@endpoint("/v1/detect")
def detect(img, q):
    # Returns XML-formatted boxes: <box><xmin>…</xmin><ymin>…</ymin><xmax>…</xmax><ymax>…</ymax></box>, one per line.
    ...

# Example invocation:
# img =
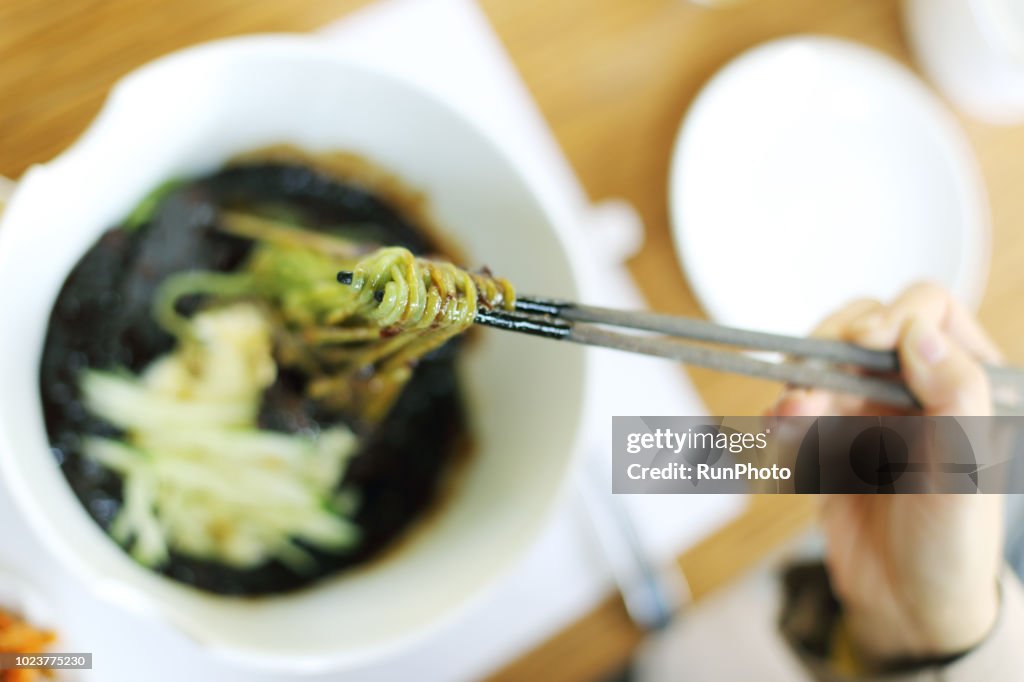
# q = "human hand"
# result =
<box><xmin>771</xmin><ymin>283</ymin><xmax>1004</xmax><ymax>665</ymax></box>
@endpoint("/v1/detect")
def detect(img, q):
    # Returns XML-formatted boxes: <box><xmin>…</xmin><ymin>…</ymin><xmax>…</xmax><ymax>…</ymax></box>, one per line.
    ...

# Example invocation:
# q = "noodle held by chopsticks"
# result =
<box><xmin>153</xmin><ymin>225</ymin><xmax>515</xmax><ymax>424</ymax></box>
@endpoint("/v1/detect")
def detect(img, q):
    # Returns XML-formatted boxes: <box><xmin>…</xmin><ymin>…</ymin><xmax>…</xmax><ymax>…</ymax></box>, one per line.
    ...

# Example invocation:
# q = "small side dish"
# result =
<box><xmin>0</xmin><ymin>606</ymin><xmax>56</xmax><ymax>682</ymax></box>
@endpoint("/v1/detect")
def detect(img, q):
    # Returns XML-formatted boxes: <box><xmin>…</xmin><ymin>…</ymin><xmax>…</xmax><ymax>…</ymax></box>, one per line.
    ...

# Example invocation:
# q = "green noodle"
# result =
<box><xmin>153</xmin><ymin>227</ymin><xmax>515</xmax><ymax>423</ymax></box>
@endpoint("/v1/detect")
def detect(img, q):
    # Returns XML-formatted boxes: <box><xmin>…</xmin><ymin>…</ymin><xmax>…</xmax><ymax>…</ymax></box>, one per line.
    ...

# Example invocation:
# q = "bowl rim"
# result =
<box><xmin>0</xmin><ymin>33</ymin><xmax>592</xmax><ymax>673</ymax></box>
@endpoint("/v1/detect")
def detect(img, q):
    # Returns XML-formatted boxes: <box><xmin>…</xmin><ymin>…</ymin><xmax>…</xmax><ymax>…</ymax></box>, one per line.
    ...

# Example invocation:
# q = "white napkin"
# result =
<box><xmin>0</xmin><ymin>1</ymin><xmax>742</xmax><ymax>680</ymax></box>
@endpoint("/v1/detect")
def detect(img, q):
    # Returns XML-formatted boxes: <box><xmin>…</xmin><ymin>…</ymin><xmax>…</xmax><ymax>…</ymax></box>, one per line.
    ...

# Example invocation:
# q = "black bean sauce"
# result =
<box><xmin>38</xmin><ymin>162</ymin><xmax>467</xmax><ymax>595</ymax></box>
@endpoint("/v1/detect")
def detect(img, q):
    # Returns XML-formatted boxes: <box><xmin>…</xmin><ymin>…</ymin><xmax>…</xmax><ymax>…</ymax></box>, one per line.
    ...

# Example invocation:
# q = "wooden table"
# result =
<box><xmin>2</xmin><ymin>1</ymin><xmax>1023</xmax><ymax>679</ymax></box>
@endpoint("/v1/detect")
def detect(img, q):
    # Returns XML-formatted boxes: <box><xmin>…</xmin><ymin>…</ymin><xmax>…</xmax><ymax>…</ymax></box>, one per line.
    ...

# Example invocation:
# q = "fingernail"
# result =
<box><xmin>913</xmin><ymin>323</ymin><xmax>947</xmax><ymax>365</ymax></box>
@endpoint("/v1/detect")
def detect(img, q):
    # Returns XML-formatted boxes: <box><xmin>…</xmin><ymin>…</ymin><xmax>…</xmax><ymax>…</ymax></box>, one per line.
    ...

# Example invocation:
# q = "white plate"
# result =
<box><xmin>0</xmin><ymin>568</ymin><xmax>55</xmax><ymax>630</ymax></box>
<box><xmin>669</xmin><ymin>36</ymin><xmax>990</xmax><ymax>337</ymax></box>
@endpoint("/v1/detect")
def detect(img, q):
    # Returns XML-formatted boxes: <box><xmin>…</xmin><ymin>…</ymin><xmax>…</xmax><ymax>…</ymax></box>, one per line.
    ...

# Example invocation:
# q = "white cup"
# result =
<box><xmin>904</xmin><ymin>0</ymin><xmax>1024</xmax><ymax>124</ymax></box>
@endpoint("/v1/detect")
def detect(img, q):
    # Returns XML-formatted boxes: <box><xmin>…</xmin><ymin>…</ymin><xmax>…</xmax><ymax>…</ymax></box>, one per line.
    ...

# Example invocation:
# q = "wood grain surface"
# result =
<box><xmin>1</xmin><ymin>0</ymin><xmax>1020</xmax><ymax>679</ymax></box>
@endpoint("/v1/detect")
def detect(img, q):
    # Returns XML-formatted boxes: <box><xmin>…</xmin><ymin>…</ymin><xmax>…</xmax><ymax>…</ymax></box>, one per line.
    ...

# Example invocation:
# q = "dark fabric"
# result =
<box><xmin>779</xmin><ymin>561</ymin><xmax>842</xmax><ymax>661</ymax></box>
<box><xmin>778</xmin><ymin>561</ymin><xmax>967</xmax><ymax>678</ymax></box>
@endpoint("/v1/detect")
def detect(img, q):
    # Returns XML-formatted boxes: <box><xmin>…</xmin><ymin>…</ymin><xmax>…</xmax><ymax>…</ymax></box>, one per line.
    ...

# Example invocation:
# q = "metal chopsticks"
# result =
<box><xmin>474</xmin><ymin>296</ymin><xmax>1024</xmax><ymax>415</ymax></box>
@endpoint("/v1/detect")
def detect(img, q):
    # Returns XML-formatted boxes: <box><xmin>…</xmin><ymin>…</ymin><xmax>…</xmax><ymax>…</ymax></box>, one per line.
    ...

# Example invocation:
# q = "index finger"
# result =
<box><xmin>848</xmin><ymin>283</ymin><xmax>1002</xmax><ymax>363</ymax></box>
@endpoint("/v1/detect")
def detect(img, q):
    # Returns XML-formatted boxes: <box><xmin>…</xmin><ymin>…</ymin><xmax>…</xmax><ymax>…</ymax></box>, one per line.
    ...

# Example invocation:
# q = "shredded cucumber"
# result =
<box><xmin>80</xmin><ymin>304</ymin><xmax>361</xmax><ymax>571</ymax></box>
<box><xmin>82</xmin><ymin>373</ymin><xmax>258</xmax><ymax>429</ymax></box>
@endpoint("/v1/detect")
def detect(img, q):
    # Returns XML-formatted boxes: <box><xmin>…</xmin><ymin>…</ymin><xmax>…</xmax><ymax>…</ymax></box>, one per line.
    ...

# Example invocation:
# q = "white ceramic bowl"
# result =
<box><xmin>0</xmin><ymin>35</ymin><xmax>587</xmax><ymax>672</ymax></box>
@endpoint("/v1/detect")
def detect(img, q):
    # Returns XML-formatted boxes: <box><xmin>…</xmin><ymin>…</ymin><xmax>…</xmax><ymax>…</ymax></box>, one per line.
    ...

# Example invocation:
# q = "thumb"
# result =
<box><xmin>900</xmin><ymin>318</ymin><xmax>992</xmax><ymax>416</ymax></box>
